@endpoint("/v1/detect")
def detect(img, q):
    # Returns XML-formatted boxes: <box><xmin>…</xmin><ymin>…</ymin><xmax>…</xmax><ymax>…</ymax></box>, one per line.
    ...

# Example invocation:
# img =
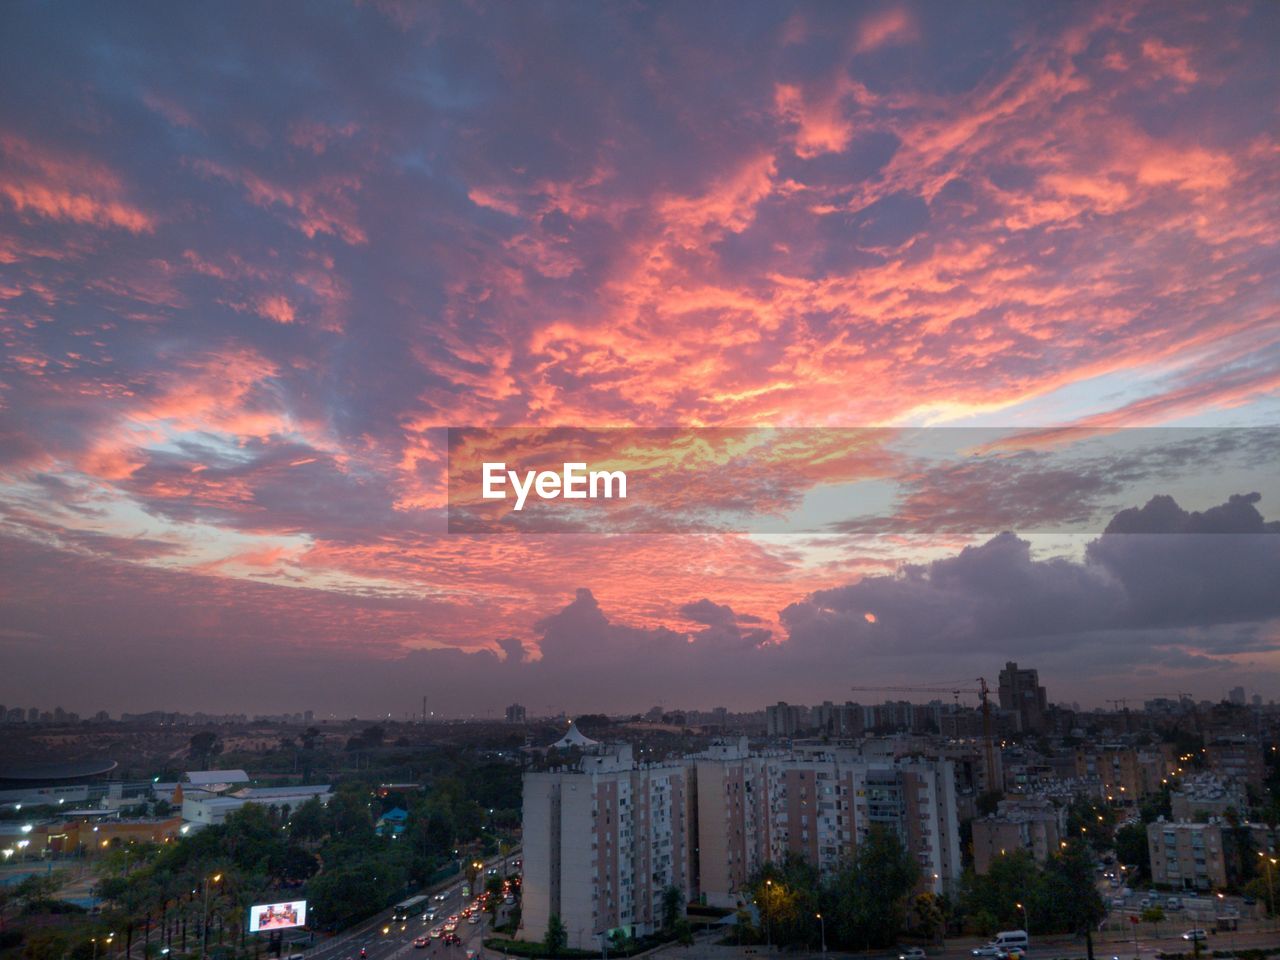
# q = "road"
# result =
<box><xmin>304</xmin><ymin>855</ymin><xmax>518</xmax><ymax>960</ymax></box>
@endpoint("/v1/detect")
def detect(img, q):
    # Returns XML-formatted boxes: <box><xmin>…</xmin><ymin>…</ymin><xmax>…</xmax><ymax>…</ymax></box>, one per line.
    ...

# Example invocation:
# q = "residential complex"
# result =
<box><xmin>521</xmin><ymin>730</ymin><xmax>961</xmax><ymax>947</ymax></box>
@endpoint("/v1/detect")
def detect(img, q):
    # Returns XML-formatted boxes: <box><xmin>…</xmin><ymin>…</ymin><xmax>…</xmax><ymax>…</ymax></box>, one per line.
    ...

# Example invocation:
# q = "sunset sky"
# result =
<box><xmin>1</xmin><ymin>1</ymin><xmax>1278</xmax><ymax>717</ymax></box>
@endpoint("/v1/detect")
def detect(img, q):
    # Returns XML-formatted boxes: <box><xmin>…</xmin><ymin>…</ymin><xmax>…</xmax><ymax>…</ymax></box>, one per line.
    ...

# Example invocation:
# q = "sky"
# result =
<box><xmin>1</xmin><ymin>0</ymin><xmax>1278</xmax><ymax>718</ymax></box>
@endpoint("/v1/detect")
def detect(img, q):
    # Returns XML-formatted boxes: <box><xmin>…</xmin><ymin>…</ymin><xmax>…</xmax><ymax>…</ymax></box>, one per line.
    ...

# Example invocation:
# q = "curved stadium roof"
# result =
<box><xmin>0</xmin><ymin>759</ymin><xmax>118</xmax><ymax>784</ymax></box>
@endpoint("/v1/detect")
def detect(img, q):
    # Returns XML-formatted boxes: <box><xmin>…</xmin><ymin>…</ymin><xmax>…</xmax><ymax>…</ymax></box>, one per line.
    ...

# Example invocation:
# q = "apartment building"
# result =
<box><xmin>766</xmin><ymin>703</ymin><xmax>805</xmax><ymax>738</ymax></box>
<box><xmin>971</xmin><ymin>798</ymin><xmax>1063</xmax><ymax>875</ymax></box>
<box><xmin>522</xmin><ymin>744</ymin><xmax>693</xmax><ymax>949</ymax></box>
<box><xmin>1147</xmin><ymin>818</ymin><xmax>1273</xmax><ymax>891</ymax></box>
<box><xmin>1170</xmin><ymin>776</ymin><xmax>1249</xmax><ymax>822</ymax></box>
<box><xmin>1073</xmin><ymin>747</ymin><xmax>1169</xmax><ymax>802</ymax></box>
<box><xmin>523</xmin><ymin>735</ymin><xmax>963</xmax><ymax>945</ymax></box>
<box><xmin>692</xmin><ymin>737</ymin><xmax>773</xmax><ymax>907</ymax></box>
<box><xmin>1205</xmin><ymin>739</ymin><xmax>1266</xmax><ymax>789</ymax></box>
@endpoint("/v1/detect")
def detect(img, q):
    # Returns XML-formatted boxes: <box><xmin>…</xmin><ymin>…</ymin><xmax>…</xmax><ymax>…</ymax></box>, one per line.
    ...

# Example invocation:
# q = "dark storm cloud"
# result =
<box><xmin>783</xmin><ymin>493</ymin><xmax>1280</xmax><ymax>665</ymax></box>
<box><xmin>2</xmin><ymin>493</ymin><xmax>1278</xmax><ymax>715</ymax></box>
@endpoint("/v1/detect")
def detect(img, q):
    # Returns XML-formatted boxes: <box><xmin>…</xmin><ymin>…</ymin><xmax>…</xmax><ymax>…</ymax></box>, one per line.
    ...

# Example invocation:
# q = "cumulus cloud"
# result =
<box><xmin>782</xmin><ymin>493</ymin><xmax>1280</xmax><ymax>672</ymax></box>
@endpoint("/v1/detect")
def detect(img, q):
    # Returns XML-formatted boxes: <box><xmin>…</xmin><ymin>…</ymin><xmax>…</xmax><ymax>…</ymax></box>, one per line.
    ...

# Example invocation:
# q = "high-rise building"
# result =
<box><xmin>522</xmin><ymin>743</ymin><xmax>692</xmax><ymax>949</ymax></box>
<box><xmin>1229</xmin><ymin>686</ymin><xmax>1246</xmax><ymax>705</ymax></box>
<box><xmin>506</xmin><ymin>703</ymin><xmax>528</xmax><ymax>723</ymax></box>
<box><xmin>692</xmin><ymin>738</ymin><xmax>772</xmax><ymax>907</ymax></box>
<box><xmin>998</xmin><ymin>662</ymin><xmax>1048</xmax><ymax>734</ymax></box>
<box><xmin>766</xmin><ymin>702</ymin><xmax>804</xmax><ymax>738</ymax></box>
<box><xmin>521</xmin><ymin>735</ymin><xmax>963</xmax><ymax>944</ymax></box>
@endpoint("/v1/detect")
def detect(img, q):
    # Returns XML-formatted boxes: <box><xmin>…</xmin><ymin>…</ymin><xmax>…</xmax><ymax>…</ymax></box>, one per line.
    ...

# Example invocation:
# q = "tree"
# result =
<box><xmin>830</xmin><ymin>827</ymin><xmax>920</xmax><ymax>949</ymax></box>
<box><xmin>673</xmin><ymin>919</ymin><xmax>694</xmax><ymax>946</ymax></box>
<box><xmin>21</xmin><ymin>931</ymin><xmax>68</xmax><ymax>960</ymax></box>
<box><xmin>909</xmin><ymin>893</ymin><xmax>945</xmax><ymax>942</ymax></box>
<box><xmin>189</xmin><ymin>731</ymin><xmax>221</xmax><ymax>767</ymax></box>
<box><xmin>1114</xmin><ymin>823</ymin><xmax>1150</xmax><ymax>879</ymax></box>
<box><xmin>976</xmin><ymin>790</ymin><xmax>1005</xmax><ymax>817</ymax></box>
<box><xmin>661</xmin><ymin>884</ymin><xmax>684</xmax><ymax>930</ymax></box>
<box><xmin>1140</xmin><ymin>906</ymin><xmax>1164</xmax><ymax>937</ymax></box>
<box><xmin>543</xmin><ymin>914</ymin><xmax>567</xmax><ymax>956</ymax></box>
<box><xmin>1041</xmin><ymin>841</ymin><xmax>1106</xmax><ymax>960</ymax></box>
<box><xmin>749</xmin><ymin>855</ymin><xmax>822</xmax><ymax>948</ymax></box>
<box><xmin>289</xmin><ymin>796</ymin><xmax>328</xmax><ymax>843</ymax></box>
<box><xmin>959</xmin><ymin>850</ymin><xmax>1037</xmax><ymax>933</ymax></box>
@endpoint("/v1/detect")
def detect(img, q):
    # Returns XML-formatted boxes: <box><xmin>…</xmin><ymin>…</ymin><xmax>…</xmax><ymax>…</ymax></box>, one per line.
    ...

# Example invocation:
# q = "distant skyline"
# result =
<box><xmin>1</xmin><ymin>2</ymin><xmax>1279</xmax><ymax>717</ymax></box>
<box><xmin>1</xmin><ymin>677</ymin><xmax>1271</xmax><ymax>726</ymax></box>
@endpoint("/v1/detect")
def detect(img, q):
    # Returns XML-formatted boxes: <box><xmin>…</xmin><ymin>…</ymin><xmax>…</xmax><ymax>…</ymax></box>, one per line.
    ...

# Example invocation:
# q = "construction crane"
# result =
<box><xmin>850</xmin><ymin>678</ymin><xmax>997</xmax><ymax>793</ymax></box>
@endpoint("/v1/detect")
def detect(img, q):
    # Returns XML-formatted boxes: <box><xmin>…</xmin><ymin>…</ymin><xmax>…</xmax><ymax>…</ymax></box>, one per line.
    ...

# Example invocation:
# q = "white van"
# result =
<box><xmin>992</xmin><ymin>931</ymin><xmax>1029</xmax><ymax>950</ymax></box>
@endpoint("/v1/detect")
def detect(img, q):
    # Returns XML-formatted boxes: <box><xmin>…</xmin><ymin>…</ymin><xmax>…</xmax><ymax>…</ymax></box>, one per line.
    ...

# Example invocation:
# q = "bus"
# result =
<box><xmin>393</xmin><ymin>896</ymin><xmax>430</xmax><ymax>923</ymax></box>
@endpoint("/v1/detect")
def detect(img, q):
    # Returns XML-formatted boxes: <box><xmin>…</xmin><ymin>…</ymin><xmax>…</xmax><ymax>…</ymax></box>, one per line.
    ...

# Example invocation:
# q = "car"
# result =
<box><xmin>444</xmin><ymin>922</ymin><xmax>457</xmax><ymax>933</ymax></box>
<box><xmin>487</xmin><ymin>867</ymin><xmax>498</xmax><ymax>876</ymax></box>
<box><xmin>996</xmin><ymin>950</ymin><xmax>1026</xmax><ymax>960</ymax></box>
<box><xmin>413</xmin><ymin>937</ymin><xmax>430</xmax><ymax>949</ymax></box>
<box><xmin>429</xmin><ymin>927</ymin><xmax>443</xmax><ymax>939</ymax></box>
<box><xmin>971</xmin><ymin>948</ymin><xmax>1001</xmax><ymax>958</ymax></box>
<box><xmin>444</xmin><ymin>934</ymin><xmax>461</xmax><ymax>946</ymax></box>
<box><xmin>468</xmin><ymin>914</ymin><xmax>480</xmax><ymax>925</ymax></box>
<box><xmin>465</xmin><ymin>951</ymin><xmax>477</xmax><ymax>960</ymax></box>
<box><xmin>1166</xmin><ymin>897</ymin><xmax>1182</xmax><ymax>910</ymax></box>
<box><xmin>504</xmin><ymin>895</ymin><xmax>515</xmax><ymax>904</ymax></box>
<box><xmin>426</xmin><ymin>909</ymin><xmax>438</xmax><ymax>921</ymax></box>
<box><xmin>433</xmin><ymin>893</ymin><xmax>447</xmax><ymax>902</ymax></box>
<box><xmin>1181</xmin><ymin>930</ymin><xmax>1207</xmax><ymax>942</ymax></box>
<box><xmin>898</xmin><ymin>949</ymin><xmax>927</xmax><ymax>960</ymax></box>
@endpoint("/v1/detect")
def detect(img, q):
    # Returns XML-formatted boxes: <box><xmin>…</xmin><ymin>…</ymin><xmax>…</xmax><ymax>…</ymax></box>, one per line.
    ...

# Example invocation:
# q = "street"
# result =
<box><xmin>305</xmin><ymin>856</ymin><xmax>516</xmax><ymax>960</ymax></box>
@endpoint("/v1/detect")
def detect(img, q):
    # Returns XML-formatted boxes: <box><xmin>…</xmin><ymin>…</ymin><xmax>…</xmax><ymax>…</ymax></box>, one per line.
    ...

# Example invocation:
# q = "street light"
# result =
<box><xmin>815</xmin><ymin>912</ymin><xmax>826</xmax><ymax>954</ymax></box>
<box><xmin>1016</xmin><ymin>902</ymin><xmax>1029</xmax><ymax>933</ymax></box>
<box><xmin>92</xmin><ymin>932</ymin><xmax>115</xmax><ymax>960</ymax></box>
<box><xmin>201</xmin><ymin>873</ymin><xmax>222</xmax><ymax>960</ymax></box>
<box><xmin>764</xmin><ymin>880</ymin><xmax>772</xmax><ymax>956</ymax></box>
<box><xmin>1260</xmin><ymin>853</ymin><xmax>1277</xmax><ymax>930</ymax></box>
<box><xmin>1215</xmin><ymin>892</ymin><xmax>1237</xmax><ymax>956</ymax></box>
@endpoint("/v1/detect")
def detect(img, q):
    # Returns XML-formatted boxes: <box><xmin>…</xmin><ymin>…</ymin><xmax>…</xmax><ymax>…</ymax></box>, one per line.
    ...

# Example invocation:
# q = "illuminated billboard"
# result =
<box><xmin>249</xmin><ymin>900</ymin><xmax>306</xmax><ymax>933</ymax></box>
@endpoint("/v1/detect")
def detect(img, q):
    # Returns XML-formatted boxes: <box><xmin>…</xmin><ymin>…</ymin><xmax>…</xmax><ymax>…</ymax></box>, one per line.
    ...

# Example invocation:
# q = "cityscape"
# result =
<box><xmin>4</xmin><ymin>666</ymin><xmax>1280</xmax><ymax>957</ymax></box>
<box><xmin>2</xmin><ymin>2</ymin><xmax>1280</xmax><ymax>960</ymax></box>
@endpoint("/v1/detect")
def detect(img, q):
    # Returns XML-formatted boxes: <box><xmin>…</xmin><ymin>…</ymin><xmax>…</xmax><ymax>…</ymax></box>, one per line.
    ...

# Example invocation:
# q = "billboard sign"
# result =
<box><xmin>249</xmin><ymin>900</ymin><xmax>306</xmax><ymax>933</ymax></box>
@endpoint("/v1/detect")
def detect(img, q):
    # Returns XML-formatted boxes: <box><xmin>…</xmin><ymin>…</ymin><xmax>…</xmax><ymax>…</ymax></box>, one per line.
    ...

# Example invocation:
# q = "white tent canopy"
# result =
<box><xmin>551</xmin><ymin>720</ymin><xmax>599</xmax><ymax>749</ymax></box>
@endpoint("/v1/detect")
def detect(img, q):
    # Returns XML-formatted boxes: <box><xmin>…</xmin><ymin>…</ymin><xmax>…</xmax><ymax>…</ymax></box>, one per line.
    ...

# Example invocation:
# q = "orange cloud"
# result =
<box><xmin>0</xmin><ymin>133</ymin><xmax>156</xmax><ymax>233</ymax></box>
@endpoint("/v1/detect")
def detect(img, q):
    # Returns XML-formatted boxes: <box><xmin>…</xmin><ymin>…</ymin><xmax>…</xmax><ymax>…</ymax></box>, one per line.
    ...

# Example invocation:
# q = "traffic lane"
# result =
<box><xmin>305</xmin><ymin>853</ymin><xmax>516</xmax><ymax>960</ymax></box>
<box><xmin>311</xmin><ymin>887</ymin><xmax>465</xmax><ymax>960</ymax></box>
